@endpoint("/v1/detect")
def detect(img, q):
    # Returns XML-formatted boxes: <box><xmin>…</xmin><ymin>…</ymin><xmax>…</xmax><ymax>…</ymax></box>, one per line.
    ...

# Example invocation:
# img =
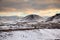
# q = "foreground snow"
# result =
<box><xmin>0</xmin><ymin>29</ymin><xmax>60</xmax><ymax>40</ymax></box>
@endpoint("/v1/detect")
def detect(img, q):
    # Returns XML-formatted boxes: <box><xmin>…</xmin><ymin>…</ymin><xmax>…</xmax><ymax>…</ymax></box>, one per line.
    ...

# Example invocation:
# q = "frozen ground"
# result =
<box><xmin>0</xmin><ymin>29</ymin><xmax>60</xmax><ymax>40</ymax></box>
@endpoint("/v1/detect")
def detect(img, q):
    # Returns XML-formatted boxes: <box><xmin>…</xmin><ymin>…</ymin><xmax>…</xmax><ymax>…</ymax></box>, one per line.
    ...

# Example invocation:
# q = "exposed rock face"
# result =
<box><xmin>46</xmin><ymin>13</ymin><xmax>60</xmax><ymax>22</ymax></box>
<box><xmin>22</xmin><ymin>14</ymin><xmax>43</xmax><ymax>22</ymax></box>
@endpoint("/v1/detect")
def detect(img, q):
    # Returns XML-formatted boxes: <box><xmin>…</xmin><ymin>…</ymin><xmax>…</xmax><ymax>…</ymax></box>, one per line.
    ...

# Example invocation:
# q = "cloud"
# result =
<box><xmin>0</xmin><ymin>0</ymin><xmax>60</xmax><ymax>11</ymax></box>
<box><xmin>0</xmin><ymin>7</ymin><xmax>17</xmax><ymax>12</ymax></box>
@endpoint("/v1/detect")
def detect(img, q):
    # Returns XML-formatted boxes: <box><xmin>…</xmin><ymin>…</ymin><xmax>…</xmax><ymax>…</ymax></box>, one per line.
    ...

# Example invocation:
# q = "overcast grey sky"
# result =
<box><xmin>0</xmin><ymin>0</ymin><xmax>60</xmax><ymax>11</ymax></box>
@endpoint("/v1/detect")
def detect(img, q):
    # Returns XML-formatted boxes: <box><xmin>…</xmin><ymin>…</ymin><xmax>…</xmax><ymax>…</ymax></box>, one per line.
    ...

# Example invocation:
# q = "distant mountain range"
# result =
<box><xmin>0</xmin><ymin>14</ymin><xmax>60</xmax><ymax>29</ymax></box>
<box><xmin>0</xmin><ymin>13</ymin><xmax>60</xmax><ymax>22</ymax></box>
<box><xmin>0</xmin><ymin>16</ymin><xmax>20</xmax><ymax>20</ymax></box>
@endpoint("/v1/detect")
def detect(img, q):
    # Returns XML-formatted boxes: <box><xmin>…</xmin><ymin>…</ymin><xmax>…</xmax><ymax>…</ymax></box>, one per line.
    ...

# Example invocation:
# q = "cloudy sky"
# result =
<box><xmin>0</xmin><ymin>0</ymin><xmax>60</xmax><ymax>16</ymax></box>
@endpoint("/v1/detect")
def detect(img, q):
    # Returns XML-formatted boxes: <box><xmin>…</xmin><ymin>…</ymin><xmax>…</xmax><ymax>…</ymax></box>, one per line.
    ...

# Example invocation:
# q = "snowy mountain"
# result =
<box><xmin>21</xmin><ymin>14</ymin><xmax>44</xmax><ymax>22</ymax></box>
<box><xmin>46</xmin><ymin>13</ymin><xmax>60</xmax><ymax>23</ymax></box>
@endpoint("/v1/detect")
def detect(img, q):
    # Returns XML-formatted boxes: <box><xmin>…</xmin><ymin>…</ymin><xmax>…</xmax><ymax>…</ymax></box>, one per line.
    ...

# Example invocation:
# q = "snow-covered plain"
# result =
<box><xmin>0</xmin><ymin>29</ymin><xmax>60</xmax><ymax>40</ymax></box>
